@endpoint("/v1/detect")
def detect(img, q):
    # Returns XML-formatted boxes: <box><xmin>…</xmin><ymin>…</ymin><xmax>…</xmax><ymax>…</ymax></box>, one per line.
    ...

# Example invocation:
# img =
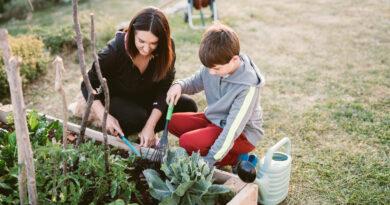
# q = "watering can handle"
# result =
<box><xmin>262</xmin><ymin>137</ymin><xmax>291</xmax><ymax>172</ymax></box>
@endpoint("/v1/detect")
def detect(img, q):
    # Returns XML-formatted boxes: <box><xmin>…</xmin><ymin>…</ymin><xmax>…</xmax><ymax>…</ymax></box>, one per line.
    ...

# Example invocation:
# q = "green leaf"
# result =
<box><xmin>191</xmin><ymin>180</ymin><xmax>212</xmax><ymax>196</ymax></box>
<box><xmin>5</xmin><ymin>113</ymin><xmax>13</xmax><ymax>125</ymax></box>
<box><xmin>201</xmin><ymin>194</ymin><xmax>217</xmax><ymax>205</ymax></box>
<box><xmin>0</xmin><ymin>182</ymin><xmax>12</xmax><ymax>190</ymax></box>
<box><xmin>107</xmin><ymin>199</ymin><xmax>125</xmax><ymax>205</ymax></box>
<box><xmin>7</xmin><ymin>132</ymin><xmax>16</xmax><ymax>147</ymax></box>
<box><xmin>143</xmin><ymin>169</ymin><xmax>172</xmax><ymax>201</ymax></box>
<box><xmin>165</xmin><ymin>180</ymin><xmax>176</xmax><ymax>192</ymax></box>
<box><xmin>0</xmin><ymin>128</ymin><xmax>9</xmax><ymax>142</ymax></box>
<box><xmin>28</xmin><ymin>110</ymin><xmax>39</xmax><ymax>131</ymax></box>
<box><xmin>206</xmin><ymin>184</ymin><xmax>230</xmax><ymax>195</ymax></box>
<box><xmin>164</xmin><ymin>148</ymin><xmax>176</xmax><ymax>166</ymax></box>
<box><xmin>181</xmin><ymin>193</ymin><xmax>193</xmax><ymax>205</ymax></box>
<box><xmin>160</xmin><ymin>194</ymin><xmax>179</xmax><ymax>205</ymax></box>
<box><xmin>174</xmin><ymin>147</ymin><xmax>188</xmax><ymax>158</ymax></box>
<box><xmin>174</xmin><ymin>181</ymin><xmax>195</xmax><ymax>197</ymax></box>
<box><xmin>110</xmin><ymin>180</ymin><xmax>118</xmax><ymax>198</ymax></box>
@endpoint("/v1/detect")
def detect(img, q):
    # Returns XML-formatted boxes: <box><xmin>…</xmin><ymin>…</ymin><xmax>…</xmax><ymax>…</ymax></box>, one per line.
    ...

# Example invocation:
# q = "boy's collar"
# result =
<box><xmin>226</xmin><ymin>58</ymin><xmax>244</xmax><ymax>77</ymax></box>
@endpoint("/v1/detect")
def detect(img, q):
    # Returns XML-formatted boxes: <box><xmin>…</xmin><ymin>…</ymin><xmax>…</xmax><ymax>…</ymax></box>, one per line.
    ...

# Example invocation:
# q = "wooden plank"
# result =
<box><xmin>219</xmin><ymin>170</ymin><xmax>259</xmax><ymax>204</ymax></box>
<box><xmin>223</xmin><ymin>177</ymin><xmax>246</xmax><ymax>193</ymax></box>
<box><xmin>213</xmin><ymin>169</ymin><xmax>239</xmax><ymax>183</ymax></box>
<box><xmin>227</xmin><ymin>183</ymin><xmax>258</xmax><ymax>205</ymax></box>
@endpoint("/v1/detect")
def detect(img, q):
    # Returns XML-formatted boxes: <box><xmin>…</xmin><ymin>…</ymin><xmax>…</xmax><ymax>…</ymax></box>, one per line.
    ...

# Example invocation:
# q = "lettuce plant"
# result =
<box><xmin>143</xmin><ymin>148</ymin><xmax>232</xmax><ymax>205</ymax></box>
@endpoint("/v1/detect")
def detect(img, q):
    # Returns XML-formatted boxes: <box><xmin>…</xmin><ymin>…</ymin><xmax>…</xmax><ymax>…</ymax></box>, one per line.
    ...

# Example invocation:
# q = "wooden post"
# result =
<box><xmin>53</xmin><ymin>56</ymin><xmax>68</xmax><ymax>176</ymax></box>
<box><xmin>72</xmin><ymin>0</ymin><xmax>95</xmax><ymax>146</ymax></box>
<box><xmin>0</xmin><ymin>29</ymin><xmax>38</xmax><ymax>205</ymax></box>
<box><xmin>27</xmin><ymin>0</ymin><xmax>34</xmax><ymax>11</ymax></box>
<box><xmin>90</xmin><ymin>13</ymin><xmax>111</xmax><ymax>173</ymax></box>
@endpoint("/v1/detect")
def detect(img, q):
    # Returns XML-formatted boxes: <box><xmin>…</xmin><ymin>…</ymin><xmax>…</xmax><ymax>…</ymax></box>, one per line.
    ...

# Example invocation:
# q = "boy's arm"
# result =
<box><xmin>204</xmin><ymin>86</ymin><xmax>260</xmax><ymax>166</ymax></box>
<box><xmin>176</xmin><ymin>67</ymin><xmax>204</xmax><ymax>95</ymax></box>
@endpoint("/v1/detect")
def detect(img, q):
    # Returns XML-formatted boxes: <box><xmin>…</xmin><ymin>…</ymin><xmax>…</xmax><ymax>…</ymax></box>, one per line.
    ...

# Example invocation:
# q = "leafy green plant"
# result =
<box><xmin>143</xmin><ymin>148</ymin><xmax>232</xmax><ymax>205</ymax></box>
<box><xmin>34</xmin><ymin>141</ymin><xmax>139</xmax><ymax>204</ymax></box>
<box><xmin>0</xmin><ymin>110</ymin><xmax>141</xmax><ymax>204</ymax></box>
<box><xmin>0</xmin><ymin>128</ymin><xmax>18</xmax><ymax>204</ymax></box>
<box><xmin>32</xmin><ymin>23</ymin><xmax>91</xmax><ymax>54</ymax></box>
<box><xmin>27</xmin><ymin>111</ymin><xmax>63</xmax><ymax>146</ymax></box>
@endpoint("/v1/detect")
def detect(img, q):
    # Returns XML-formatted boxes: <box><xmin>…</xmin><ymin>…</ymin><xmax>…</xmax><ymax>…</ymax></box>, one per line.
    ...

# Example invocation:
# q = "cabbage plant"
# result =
<box><xmin>143</xmin><ymin>148</ymin><xmax>232</xmax><ymax>205</ymax></box>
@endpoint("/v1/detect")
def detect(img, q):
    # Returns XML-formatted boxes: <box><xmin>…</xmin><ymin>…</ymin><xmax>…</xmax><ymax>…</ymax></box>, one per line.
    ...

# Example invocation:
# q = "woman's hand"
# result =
<box><xmin>106</xmin><ymin>114</ymin><xmax>124</xmax><ymax>137</ymax></box>
<box><xmin>138</xmin><ymin>126</ymin><xmax>157</xmax><ymax>147</ymax></box>
<box><xmin>91</xmin><ymin>100</ymin><xmax>123</xmax><ymax>137</ymax></box>
<box><xmin>166</xmin><ymin>83</ymin><xmax>182</xmax><ymax>105</ymax></box>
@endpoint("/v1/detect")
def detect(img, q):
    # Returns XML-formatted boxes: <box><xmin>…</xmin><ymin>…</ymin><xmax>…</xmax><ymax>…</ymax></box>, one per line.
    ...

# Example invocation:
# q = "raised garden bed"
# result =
<box><xmin>0</xmin><ymin>104</ymin><xmax>258</xmax><ymax>204</ymax></box>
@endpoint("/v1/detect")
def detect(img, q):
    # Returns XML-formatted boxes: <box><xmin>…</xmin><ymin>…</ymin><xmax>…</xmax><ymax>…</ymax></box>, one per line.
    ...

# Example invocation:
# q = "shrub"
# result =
<box><xmin>0</xmin><ymin>34</ymin><xmax>49</xmax><ymax>100</ymax></box>
<box><xmin>32</xmin><ymin>23</ymin><xmax>91</xmax><ymax>54</ymax></box>
<box><xmin>0</xmin><ymin>0</ymin><xmax>29</xmax><ymax>21</ymax></box>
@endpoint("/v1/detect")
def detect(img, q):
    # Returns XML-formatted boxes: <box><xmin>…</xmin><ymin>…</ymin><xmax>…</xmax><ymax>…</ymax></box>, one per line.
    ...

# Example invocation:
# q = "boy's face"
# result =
<box><xmin>208</xmin><ymin>55</ymin><xmax>241</xmax><ymax>77</ymax></box>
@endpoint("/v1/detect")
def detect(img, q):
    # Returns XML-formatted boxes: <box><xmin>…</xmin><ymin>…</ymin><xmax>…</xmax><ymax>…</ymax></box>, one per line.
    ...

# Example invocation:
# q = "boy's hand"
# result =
<box><xmin>166</xmin><ymin>83</ymin><xmax>182</xmax><ymax>105</ymax></box>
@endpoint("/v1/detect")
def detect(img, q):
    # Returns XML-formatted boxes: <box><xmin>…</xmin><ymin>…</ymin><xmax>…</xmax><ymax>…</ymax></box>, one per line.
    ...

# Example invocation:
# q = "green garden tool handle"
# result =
<box><xmin>120</xmin><ymin>135</ymin><xmax>141</xmax><ymax>157</ymax></box>
<box><xmin>166</xmin><ymin>104</ymin><xmax>174</xmax><ymax>121</ymax></box>
<box><xmin>159</xmin><ymin>104</ymin><xmax>174</xmax><ymax>147</ymax></box>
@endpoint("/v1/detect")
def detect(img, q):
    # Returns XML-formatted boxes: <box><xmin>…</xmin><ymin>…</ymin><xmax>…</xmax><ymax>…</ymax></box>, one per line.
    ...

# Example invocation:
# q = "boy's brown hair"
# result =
<box><xmin>199</xmin><ymin>23</ymin><xmax>240</xmax><ymax>68</ymax></box>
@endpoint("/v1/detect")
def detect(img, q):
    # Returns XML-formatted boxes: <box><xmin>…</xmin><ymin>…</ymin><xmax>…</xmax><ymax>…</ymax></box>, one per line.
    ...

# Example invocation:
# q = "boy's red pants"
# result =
<box><xmin>168</xmin><ymin>112</ymin><xmax>255</xmax><ymax>166</ymax></box>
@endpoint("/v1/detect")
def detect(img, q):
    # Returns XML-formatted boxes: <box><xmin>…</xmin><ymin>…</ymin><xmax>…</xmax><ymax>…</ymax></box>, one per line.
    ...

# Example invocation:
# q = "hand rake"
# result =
<box><xmin>148</xmin><ymin>103</ymin><xmax>174</xmax><ymax>163</ymax></box>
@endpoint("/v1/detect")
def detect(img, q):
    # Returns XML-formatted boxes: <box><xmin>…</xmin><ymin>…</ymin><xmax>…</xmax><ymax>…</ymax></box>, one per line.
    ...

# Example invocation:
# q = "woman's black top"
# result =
<box><xmin>81</xmin><ymin>31</ymin><xmax>175</xmax><ymax>112</ymax></box>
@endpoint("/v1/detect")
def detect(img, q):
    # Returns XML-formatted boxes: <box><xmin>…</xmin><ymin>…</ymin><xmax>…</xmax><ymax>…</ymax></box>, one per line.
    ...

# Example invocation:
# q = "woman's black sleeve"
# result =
<box><xmin>81</xmin><ymin>38</ymin><xmax>117</xmax><ymax>101</ymax></box>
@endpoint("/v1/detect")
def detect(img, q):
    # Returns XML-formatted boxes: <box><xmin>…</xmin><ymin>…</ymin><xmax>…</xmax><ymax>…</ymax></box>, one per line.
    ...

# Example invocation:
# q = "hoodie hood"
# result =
<box><xmin>222</xmin><ymin>54</ymin><xmax>265</xmax><ymax>87</ymax></box>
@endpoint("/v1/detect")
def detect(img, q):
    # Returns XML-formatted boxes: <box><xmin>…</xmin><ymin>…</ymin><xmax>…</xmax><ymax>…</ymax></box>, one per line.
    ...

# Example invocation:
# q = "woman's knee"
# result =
<box><xmin>109</xmin><ymin>97</ymin><xmax>148</xmax><ymax>134</ymax></box>
<box><xmin>176</xmin><ymin>95</ymin><xmax>198</xmax><ymax>113</ymax></box>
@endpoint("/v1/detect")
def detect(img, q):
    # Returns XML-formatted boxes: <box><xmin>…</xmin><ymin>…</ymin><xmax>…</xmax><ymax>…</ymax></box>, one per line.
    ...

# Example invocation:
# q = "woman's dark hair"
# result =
<box><xmin>125</xmin><ymin>7</ymin><xmax>174</xmax><ymax>82</ymax></box>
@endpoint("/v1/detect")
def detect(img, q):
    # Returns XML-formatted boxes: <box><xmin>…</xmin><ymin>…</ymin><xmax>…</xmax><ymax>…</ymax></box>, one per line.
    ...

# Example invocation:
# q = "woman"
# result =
<box><xmin>80</xmin><ymin>7</ymin><xmax>197</xmax><ymax>147</ymax></box>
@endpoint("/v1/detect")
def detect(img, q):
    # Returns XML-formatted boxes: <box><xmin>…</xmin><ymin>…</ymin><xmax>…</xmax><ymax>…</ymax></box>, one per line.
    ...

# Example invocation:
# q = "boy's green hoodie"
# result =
<box><xmin>177</xmin><ymin>54</ymin><xmax>264</xmax><ymax>165</ymax></box>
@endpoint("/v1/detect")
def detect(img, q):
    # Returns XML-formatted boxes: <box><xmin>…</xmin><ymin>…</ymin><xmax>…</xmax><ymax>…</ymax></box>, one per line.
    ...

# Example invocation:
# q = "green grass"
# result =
<box><xmin>305</xmin><ymin>150</ymin><xmax>389</xmax><ymax>203</ymax></box>
<box><xmin>1</xmin><ymin>0</ymin><xmax>389</xmax><ymax>204</ymax></box>
<box><xmin>331</xmin><ymin>101</ymin><xmax>390</xmax><ymax>145</ymax></box>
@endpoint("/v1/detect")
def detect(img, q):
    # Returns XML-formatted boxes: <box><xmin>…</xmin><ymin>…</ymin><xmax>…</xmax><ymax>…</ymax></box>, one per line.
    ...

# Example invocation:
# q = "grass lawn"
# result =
<box><xmin>1</xmin><ymin>0</ymin><xmax>389</xmax><ymax>204</ymax></box>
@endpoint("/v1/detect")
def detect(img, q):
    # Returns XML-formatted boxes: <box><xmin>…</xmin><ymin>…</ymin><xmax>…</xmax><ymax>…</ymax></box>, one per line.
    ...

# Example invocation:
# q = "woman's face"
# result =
<box><xmin>134</xmin><ymin>30</ymin><xmax>159</xmax><ymax>57</ymax></box>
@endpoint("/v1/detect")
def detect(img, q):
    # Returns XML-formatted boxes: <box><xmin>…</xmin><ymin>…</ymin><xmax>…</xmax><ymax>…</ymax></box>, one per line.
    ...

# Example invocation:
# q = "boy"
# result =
<box><xmin>166</xmin><ymin>23</ymin><xmax>264</xmax><ymax>167</ymax></box>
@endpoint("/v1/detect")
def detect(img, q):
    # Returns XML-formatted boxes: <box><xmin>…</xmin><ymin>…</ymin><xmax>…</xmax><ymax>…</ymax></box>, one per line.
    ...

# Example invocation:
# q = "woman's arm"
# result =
<box><xmin>81</xmin><ymin>35</ymin><xmax>124</xmax><ymax>136</ymax></box>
